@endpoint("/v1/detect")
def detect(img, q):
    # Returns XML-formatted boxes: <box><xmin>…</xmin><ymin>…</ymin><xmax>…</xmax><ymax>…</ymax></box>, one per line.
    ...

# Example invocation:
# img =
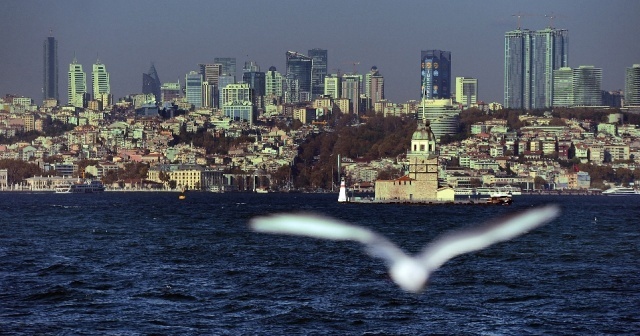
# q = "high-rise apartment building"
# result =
<box><xmin>285</xmin><ymin>51</ymin><xmax>312</xmax><ymax>101</ymax></box>
<box><xmin>341</xmin><ymin>74</ymin><xmax>361</xmax><ymax>113</ymax></box>
<box><xmin>455</xmin><ymin>77</ymin><xmax>478</xmax><ymax>108</ymax></box>
<box><xmin>625</xmin><ymin>64</ymin><xmax>640</xmax><ymax>106</ymax></box>
<box><xmin>572</xmin><ymin>66</ymin><xmax>602</xmax><ymax>107</ymax></box>
<box><xmin>222</xmin><ymin>83</ymin><xmax>253</xmax><ymax>125</ymax></box>
<box><xmin>142</xmin><ymin>63</ymin><xmax>161</xmax><ymax>103</ymax></box>
<box><xmin>92</xmin><ymin>60</ymin><xmax>110</xmax><ymax>107</ymax></box>
<box><xmin>161</xmin><ymin>82</ymin><xmax>181</xmax><ymax>102</ymax></box>
<box><xmin>214</xmin><ymin>57</ymin><xmax>237</xmax><ymax>80</ymax></box>
<box><xmin>185</xmin><ymin>71</ymin><xmax>203</xmax><ymax>109</ymax></box>
<box><xmin>43</xmin><ymin>34</ymin><xmax>58</xmax><ymax>102</ymax></box>
<box><xmin>308</xmin><ymin>48</ymin><xmax>328</xmax><ymax>98</ymax></box>
<box><xmin>68</xmin><ymin>58</ymin><xmax>86</xmax><ymax>108</ymax></box>
<box><xmin>365</xmin><ymin>66</ymin><xmax>384</xmax><ymax>109</ymax></box>
<box><xmin>324</xmin><ymin>75</ymin><xmax>341</xmax><ymax>99</ymax></box>
<box><xmin>421</xmin><ymin>50</ymin><xmax>451</xmax><ymax>99</ymax></box>
<box><xmin>265</xmin><ymin>66</ymin><xmax>283</xmax><ymax>100</ymax></box>
<box><xmin>504</xmin><ymin>27</ymin><xmax>568</xmax><ymax>109</ymax></box>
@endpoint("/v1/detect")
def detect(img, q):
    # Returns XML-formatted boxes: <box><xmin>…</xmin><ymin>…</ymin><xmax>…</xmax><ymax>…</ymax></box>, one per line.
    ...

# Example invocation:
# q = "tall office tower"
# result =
<box><xmin>92</xmin><ymin>60</ymin><xmax>110</xmax><ymax>107</ymax></box>
<box><xmin>572</xmin><ymin>66</ymin><xmax>602</xmax><ymax>107</ymax></box>
<box><xmin>43</xmin><ymin>34</ymin><xmax>58</xmax><ymax>102</ymax></box>
<box><xmin>217</xmin><ymin>74</ymin><xmax>235</xmax><ymax>107</ymax></box>
<box><xmin>455</xmin><ymin>77</ymin><xmax>478</xmax><ymax>108</ymax></box>
<box><xmin>341</xmin><ymin>74</ymin><xmax>361</xmax><ymax>113</ymax></box>
<box><xmin>285</xmin><ymin>51</ymin><xmax>312</xmax><ymax>101</ymax></box>
<box><xmin>265</xmin><ymin>66</ymin><xmax>283</xmax><ymax>100</ymax></box>
<box><xmin>283</xmin><ymin>73</ymin><xmax>300</xmax><ymax>103</ymax></box>
<box><xmin>625</xmin><ymin>64</ymin><xmax>640</xmax><ymax>106</ymax></box>
<box><xmin>214</xmin><ymin>57</ymin><xmax>237</xmax><ymax>79</ymax></box>
<box><xmin>142</xmin><ymin>63</ymin><xmax>161</xmax><ymax>103</ymax></box>
<box><xmin>185</xmin><ymin>71</ymin><xmax>203</xmax><ymax>108</ymax></box>
<box><xmin>68</xmin><ymin>58</ymin><xmax>86</xmax><ymax>108</ymax></box>
<box><xmin>504</xmin><ymin>27</ymin><xmax>568</xmax><ymax>109</ymax></box>
<box><xmin>242</xmin><ymin>67</ymin><xmax>265</xmax><ymax>108</ymax></box>
<box><xmin>365</xmin><ymin>66</ymin><xmax>384</xmax><ymax>109</ymax></box>
<box><xmin>420</xmin><ymin>50</ymin><xmax>451</xmax><ymax>99</ymax></box>
<box><xmin>324</xmin><ymin>75</ymin><xmax>341</xmax><ymax>99</ymax></box>
<box><xmin>198</xmin><ymin>63</ymin><xmax>221</xmax><ymax>85</ymax></box>
<box><xmin>552</xmin><ymin>67</ymin><xmax>573</xmax><ymax>107</ymax></box>
<box><xmin>308</xmin><ymin>48</ymin><xmax>328</xmax><ymax>98</ymax></box>
<box><xmin>243</xmin><ymin>61</ymin><xmax>260</xmax><ymax>73</ymax></box>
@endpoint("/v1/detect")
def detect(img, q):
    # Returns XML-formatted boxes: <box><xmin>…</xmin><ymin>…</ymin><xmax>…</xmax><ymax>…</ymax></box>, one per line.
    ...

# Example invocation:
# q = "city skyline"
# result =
<box><xmin>1</xmin><ymin>0</ymin><xmax>639</xmax><ymax>106</ymax></box>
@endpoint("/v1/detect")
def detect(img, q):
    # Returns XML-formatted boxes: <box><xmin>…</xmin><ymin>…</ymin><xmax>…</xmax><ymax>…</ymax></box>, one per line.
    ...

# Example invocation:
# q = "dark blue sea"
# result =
<box><xmin>1</xmin><ymin>192</ymin><xmax>639</xmax><ymax>335</ymax></box>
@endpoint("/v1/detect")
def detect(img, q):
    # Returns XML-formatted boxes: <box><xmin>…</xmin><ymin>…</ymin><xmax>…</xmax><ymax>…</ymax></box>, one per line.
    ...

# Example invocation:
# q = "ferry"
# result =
<box><xmin>485</xmin><ymin>190</ymin><xmax>513</xmax><ymax>205</ymax></box>
<box><xmin>55</xmin><ymin>180</ymin><xmax>105</xmax><ymax>193</ymax></box>
<box><xmin>601</xmin><ymin>186</ymin><xmax>640</xmax><ymax>196</ymax></box>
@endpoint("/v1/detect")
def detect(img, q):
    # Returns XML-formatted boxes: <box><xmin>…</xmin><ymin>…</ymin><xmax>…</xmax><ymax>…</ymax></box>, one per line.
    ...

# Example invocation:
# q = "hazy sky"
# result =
<box><xmin>1</xmin><ymin>0</ymin><xmax>639</xmax><ymax>105</ymax></box>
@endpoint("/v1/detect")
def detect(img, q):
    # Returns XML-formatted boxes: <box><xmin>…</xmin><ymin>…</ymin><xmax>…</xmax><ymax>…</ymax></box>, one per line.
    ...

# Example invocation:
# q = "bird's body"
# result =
<box><xmin>250</xmin><ymin>205</ymin><xmax>560</xmax><ymax>293</ymax></box>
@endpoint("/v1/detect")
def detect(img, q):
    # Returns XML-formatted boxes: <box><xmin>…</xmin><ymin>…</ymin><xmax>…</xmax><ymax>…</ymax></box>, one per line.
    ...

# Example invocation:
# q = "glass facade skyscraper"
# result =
<box><xmin>421</xmin><ymin>50</ymin><xmax>451</xmax><ymax>100</ymax></box>
<box><xmin>285</xmin><ymin>51</ymin><xmax>312</xmax><ymax>102</ymax></box>
<box><xmin>214</xmin><ymin>57</ymin><xmax>237</xmax><ymax>80</ymax></box>
<box><xmin>68</xmin><ymin>58</ymin><xmax>86</xmax><ymax>108</ymax></box>
<box><xmin>43</xmin><ymin>35</ymin><xmax>58</xmax><ymax>102</ymax></box>
<box><xmin>142</xmin><ymin>64</ymin><xmax>161</xmax><ymax>103</ymax></box>
<box><xmin>308</xmin><ymin>48</ymin><xmax>328</xmax><ymax>98</ymax></box>
<box><xmin>625</xmin><ymin>64</ymin><xmax>640</xmax><ymax>106</ymax></box>
<box><xmin>504</xmin><ymin>27</ymin><xmax>568</xmax><ymax>109</ymax></box>
<box><xmin>572</xmin><ymin>66</ymin><xmax>602</xmax><ymax>107</ymax></box>
<box><xmin>185</xmin><ymin>71</ymin><xmax>203</xmax><ymax>109</ymax></box>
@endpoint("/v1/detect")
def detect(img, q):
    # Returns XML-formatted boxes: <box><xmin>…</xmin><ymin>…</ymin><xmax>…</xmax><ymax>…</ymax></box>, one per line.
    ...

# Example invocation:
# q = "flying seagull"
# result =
<box><xmin>250</xmin><ymin>205</ymin><xmax>560</xmax><ymax>293</ymax></box>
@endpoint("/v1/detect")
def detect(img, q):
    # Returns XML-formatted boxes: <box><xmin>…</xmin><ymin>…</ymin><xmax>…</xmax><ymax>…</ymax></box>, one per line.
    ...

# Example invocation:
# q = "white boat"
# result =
<box><xmin>55</xmin><ymin>180</ymin><xmax>105</xmax><ymax>193</ymax></box>
<box><xmin>602</xmin><ymin>186</ymin><xmax>640</xmax><ymax>196</ymax></box>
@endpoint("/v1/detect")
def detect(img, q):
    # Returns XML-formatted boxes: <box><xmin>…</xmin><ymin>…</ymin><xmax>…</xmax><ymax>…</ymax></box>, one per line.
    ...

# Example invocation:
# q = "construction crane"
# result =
<box><xmin>545</xmin><ymin>13</ymin><xmax>566</xmax><ymax>29</ymax></box>
<box><xmin>342</xmin><ymin>61</ymin><xmax>360</xmax><ymax>74</ymax></box>
<box><xmin>511</xmin><ymin>12</ymin><xmax>535</xmax><ymax>30</ymax></box>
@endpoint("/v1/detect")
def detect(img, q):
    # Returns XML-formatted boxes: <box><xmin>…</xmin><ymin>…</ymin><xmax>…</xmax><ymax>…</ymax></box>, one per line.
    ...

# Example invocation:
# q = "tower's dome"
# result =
<box><xmin>411</xmin><ymin>120</ymin><xmax>436</xmax><ymax>141</ymax></box>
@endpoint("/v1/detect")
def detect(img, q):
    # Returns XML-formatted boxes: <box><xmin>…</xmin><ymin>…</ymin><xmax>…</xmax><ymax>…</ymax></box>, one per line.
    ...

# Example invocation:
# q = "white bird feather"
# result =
<box><xmin>250</xmin><ymin>205</ymin><xmax>560</xmax><ymax>293</ymax></box>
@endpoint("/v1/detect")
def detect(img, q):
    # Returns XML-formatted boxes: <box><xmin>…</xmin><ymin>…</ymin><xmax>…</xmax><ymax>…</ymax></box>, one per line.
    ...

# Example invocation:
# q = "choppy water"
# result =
<box><xmin>1</xmin><ymin>192</ymin><xmax>639</xmax><ymax>335</ymax></box>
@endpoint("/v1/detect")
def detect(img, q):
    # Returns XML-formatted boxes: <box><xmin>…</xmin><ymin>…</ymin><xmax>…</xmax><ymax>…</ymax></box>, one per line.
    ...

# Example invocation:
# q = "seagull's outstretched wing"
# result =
<box><xmin>418</xmin><ymin>204</ymin><xmax>561</xmax><ymax>272</ymax></box>
<box><xmin>250</xmin><ymin>213</ymin><xmax>407</xmax><ymax>264</ymax></box>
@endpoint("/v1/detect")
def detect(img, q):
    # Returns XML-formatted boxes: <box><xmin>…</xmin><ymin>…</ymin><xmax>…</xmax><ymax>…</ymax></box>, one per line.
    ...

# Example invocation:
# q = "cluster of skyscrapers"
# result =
<box><xmin>40</xmin><ymin>30</ymin><xmax>640</xmax><ymax>119</ymax></box>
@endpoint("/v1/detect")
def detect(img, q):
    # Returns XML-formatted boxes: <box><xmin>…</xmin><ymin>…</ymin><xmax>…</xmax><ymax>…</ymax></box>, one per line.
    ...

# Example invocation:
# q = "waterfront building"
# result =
<box><xmin>625</xmin><ymin>64</ymin><xmax>640</xmax><ymax>106</ymax></box>
<box><xmin>308</xmin><ymin>48</ymin><xmax>328</xmax><ymax>98</ymax></box>
<box><xmin>68</xmin><ymin>58</ymin><xmax>86</xmax><ymax>108</ymax></box>
<box><xmin>142</xmin><ymin>63</ymin><xmax>161</xmax><ymax>103</ymax></box>
<box><xmin>185</xmin><ymin>71</ymin><xmax>203</xmax><ymax>109</ymax></box>
<box><xmin>92</xmin><ymin>60</ymin><xmax>111</xmax><ymax>108</ymax></box>
<box><xmin>374</xmin><ymin>121</ymin><xmax>454</xmax><ymax>202</ymax></box>
<box><xmin>43</xmin><ymin>34</ymin><xmax>58</xmax><ymax>102</ymax></box>
<box><xmin>504</xmin><ymin>27</ymin><xmax>568</xmax><ymax>109</ymax></box>
<box><xmin>421</xmin><ymin>50</ymin><xmax>451</xmax><ymax>100</ymax></box>
<box><xmin>285</xmin><ymin>51</ymin><xmax>312</xmax><ymax>101</ymax></box>
<box><xmin>455</xmin><ymin>77</ymin><xmax>477</xmax><ymax>108</ymax></box>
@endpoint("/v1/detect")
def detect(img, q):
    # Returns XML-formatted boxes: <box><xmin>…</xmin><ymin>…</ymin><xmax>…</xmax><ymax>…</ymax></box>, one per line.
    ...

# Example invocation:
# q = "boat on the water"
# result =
<box><xmin>602</xmin><ymin>186</ymin><xmax>640</xmax><ymax>196</ymax></box>
<box><xmin>55</xmin><ymin>180</ymin><xmax>105</xmax><ymax>193</ymax></box>
<box><xmin>482</xmin><ymin>189</ymin><xmax>513</xmax><ymax>205</ymax></box>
